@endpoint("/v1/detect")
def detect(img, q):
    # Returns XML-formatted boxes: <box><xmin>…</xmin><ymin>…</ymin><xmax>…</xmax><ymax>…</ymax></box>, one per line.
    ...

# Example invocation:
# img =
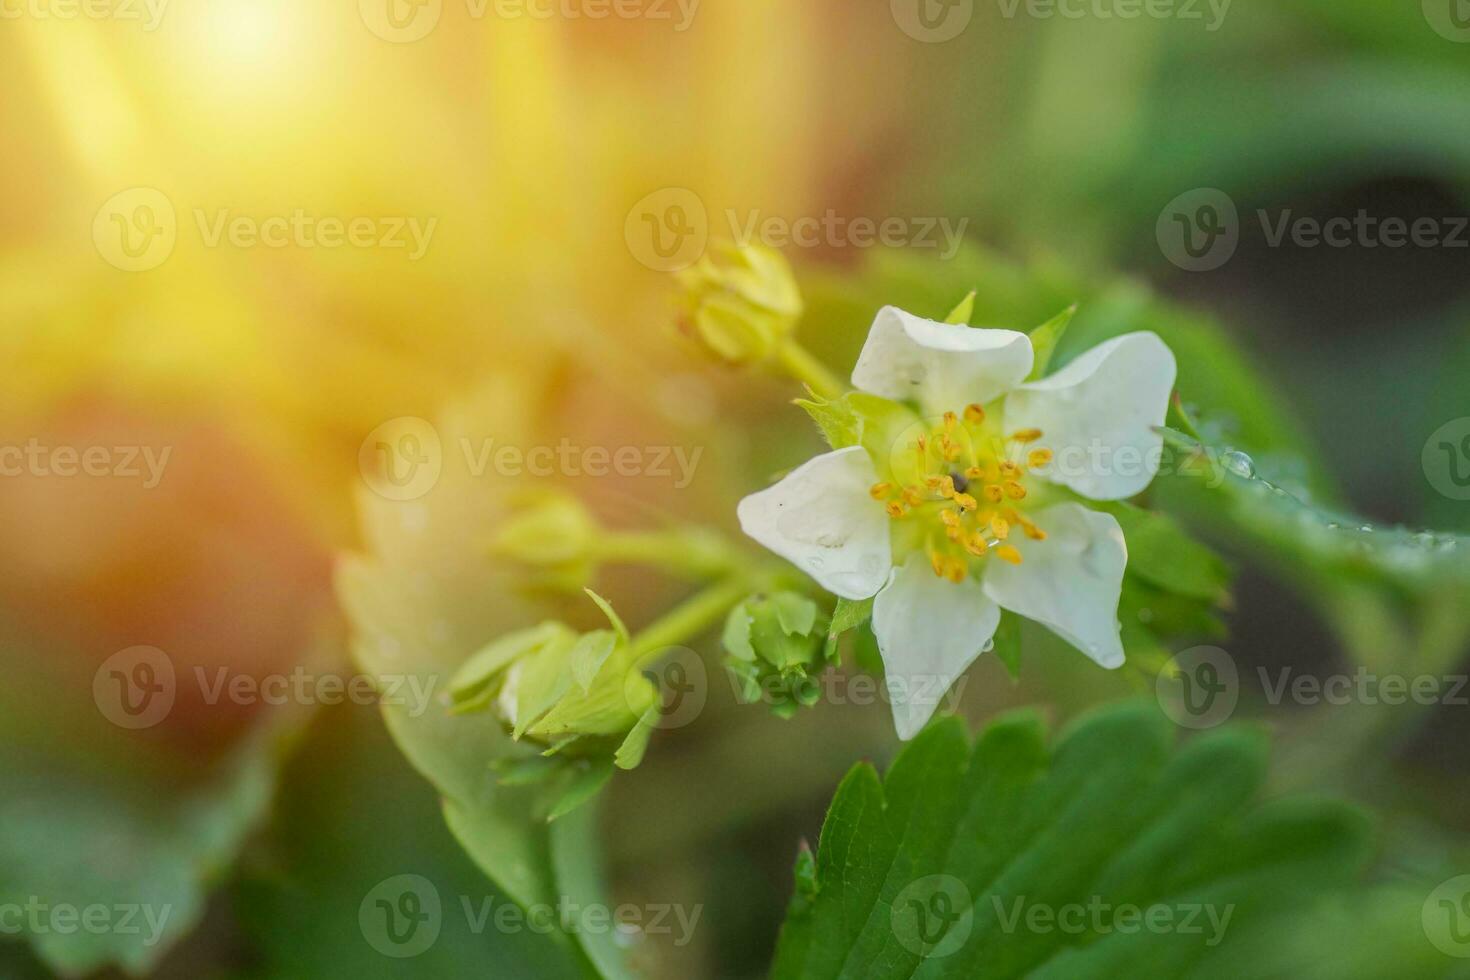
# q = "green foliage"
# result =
<box><xmin>770</xmin><ymin>702</ymin><xmax>1458</xmax><ymax>980</ymax></box>
<box><xmin>236</xmin><ymin>704</ymin><xmax>590</xmax><ymax>979</ymax></box>
<box><xmin>338</xmin><ymin>475</ymin><xmax>635</xmax><ymax>978</ymax></box>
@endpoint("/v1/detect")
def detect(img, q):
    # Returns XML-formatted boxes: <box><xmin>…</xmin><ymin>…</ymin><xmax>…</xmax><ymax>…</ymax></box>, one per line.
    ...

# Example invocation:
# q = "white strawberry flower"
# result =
<box><xmin>737</xmin><ymin>306</ymin><xmax>1177</xmax><ymax>739</ymax></box>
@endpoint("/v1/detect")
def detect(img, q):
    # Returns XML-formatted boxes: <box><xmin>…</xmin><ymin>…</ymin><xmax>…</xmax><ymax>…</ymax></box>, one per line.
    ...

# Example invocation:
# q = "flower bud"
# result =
<box><xmin>675</xmin><ymin>243</ymin><xmax>803</xmax><ymax>365</ymax></box>
<box><xmin>449</xmin><ymin>591</ymin><xmax>658</xmax><ymax>768</ymax></box>
<box><xmin>722</xmin><ymin>592</ymin><xmax>830</xmax><ymax>718</ymax></box>
<box><xmin>489</xmin><ymin>491</ymin><xmax>599</xmax><ymax>592</ymax></box>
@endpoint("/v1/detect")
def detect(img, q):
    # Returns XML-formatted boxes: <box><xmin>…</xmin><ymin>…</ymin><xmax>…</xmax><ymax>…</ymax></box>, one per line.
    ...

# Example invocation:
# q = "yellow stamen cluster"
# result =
<box><xmin>870</xmin><ymin>408</ymin><xmax>1051</xmax><ymax>583</ymax></box>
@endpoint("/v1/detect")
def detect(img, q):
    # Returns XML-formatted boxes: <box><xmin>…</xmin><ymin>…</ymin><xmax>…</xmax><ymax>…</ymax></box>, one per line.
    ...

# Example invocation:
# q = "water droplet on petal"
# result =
<box><xmin>981</xmin><ymin>638</ymin><xmax>995</xmax><ymax>653</ymax></box>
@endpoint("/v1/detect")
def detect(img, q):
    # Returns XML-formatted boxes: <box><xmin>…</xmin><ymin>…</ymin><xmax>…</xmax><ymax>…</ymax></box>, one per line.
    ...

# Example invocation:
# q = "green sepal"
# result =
<box><xmin>943</xmin><ymin>290</ymin><xmax>976</xmax><ymax>325</ymax></box>
<box><xmin>545</xmin><ymin>761</ymin><xmax>615</xmax><ymax>822</ymax></box>
<box><xmin>1025</xmin><ymin>303</ymin><xmax>1077</xmax><ymax>380</ymax></box>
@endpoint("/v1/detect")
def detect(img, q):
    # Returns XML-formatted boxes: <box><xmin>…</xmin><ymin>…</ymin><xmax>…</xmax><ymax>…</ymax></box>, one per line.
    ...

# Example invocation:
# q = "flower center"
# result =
<box><xmin>869</xmin><ymin>404</ymin><xmax>1052</xmax><ymax>583</ymax></box>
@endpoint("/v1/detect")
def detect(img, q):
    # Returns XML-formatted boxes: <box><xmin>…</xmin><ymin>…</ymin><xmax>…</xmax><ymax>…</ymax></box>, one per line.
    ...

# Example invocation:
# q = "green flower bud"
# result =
<box><xmin>490</xmin><ymin>491</ymin><xmax>600</xmax><ymax>592</ymax></box>
<box><xmin>675</xmin><ymin>243</ymin><xmax>803</xmax><ymax>365</ymax></box>
<box><xmin>449</xmin><ymin>591</ymin><xmax>659</xmax><ymax>769</ymax></box>
<box><xmin>723</xmin><ymin>592</ymin><xmax>830</xmax><ymax>719</ymax></box>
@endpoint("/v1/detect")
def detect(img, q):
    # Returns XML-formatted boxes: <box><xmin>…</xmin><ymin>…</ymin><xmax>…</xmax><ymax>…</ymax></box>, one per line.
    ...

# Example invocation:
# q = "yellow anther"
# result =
<box><xmin>885</xmin><ymin>501</ymin><xmax>908</xmax><ymax>519</ymax></box>
<box><xmin>943</xmin><ymin>411</ymin><xmax>958</xmax><ymax>432</ymax></box>
<box><xmin>990</xmin><ymin>515</ymin><xmax>1010</xmax><ymax>539</ymax></box>
<box><xmin>964</xmin><ymin>404</ymin><xmax>986</xmax><ymax>425</ymax></box>
<box><xmin>1027</xmin><ymin>449</ymin><xmax>1054</xmax><ymax>468</ymax></box>
<box><xmin>999</xmin><ymin>461</ymin><xmax>1022</xmax><ymax>480</ymax></box>
<box><xmin>943</xmin><ymin>557</ymin><xmax>967</xmax><ymax>583</ymax></box>
<box><xmin>869</xmin><ymin>482</ymin><xmax>892</xmax><ymax>500</ymax></box>
<box><xmin>929</xmin><ymin>551</ymin><xmax>946</xmax><ymax>578</ymax></box>
<box><xmin>1010</xmin><ymin>428</ymin><xmax>1043</xmax><ymax>443</ymax></box>
<box><xmin>994</xmin><ymin>545</ymin><xmax>1023</xmax><ymax>565</ymax></box>
<box><xmin>940</xmin><ymin>509</ymin><xmax>961</xmax><ymax>527</ymax></box>
<box><xmin>902</xmin><ymin>486</ymin><xmax>924</xmax><ymax>506</ymax></box>
<box><xmin>964</xmin><ymin>533</ymin><xmax>989</xmax><ymax>557</ymax></box>
<box><xmin>953</xmin><ymin>492</ymin><xmax>978</xmax><ymax>512</ymax></box>
<box><xmin>1004</xmin><ymin>482</ymin><xmax>1027</xmax><ymax>500</ymax></box>
<box><xmin>983</xmin><ymin>484</ymin><xmax>1005</xmax><ymax>503</ymax></box>
<box><xmin>1024</xmin><ymin>525</ymin><xmax>1047</xmax><ymax>541</ymax></box>
<box><xmin>964</xmin><ymin>466</ymin><xmax>984</xmax><ymax>480</ymax></box>
<box><xmin>945</xmin><ymin>525</ymin><xmax>964</xmax><ymax>543</ymax></box>
<box><xmin>939</xmin><ymin>475</ymin><xmax>957</xmax><ymax>498</ymax></box>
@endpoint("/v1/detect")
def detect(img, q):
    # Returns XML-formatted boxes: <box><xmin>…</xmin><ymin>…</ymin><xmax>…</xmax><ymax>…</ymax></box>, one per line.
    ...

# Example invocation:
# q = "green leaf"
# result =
<box><xmin>0</xmin><ymin>617</ymin><xmax>325</xmax><ymax>976</ymax></box>
<box><xmin>1100</xmin><ymin>501</ymin><xmax>1231</xmax><ymax>603</ymax></box>
<box><xmin>235</xmin><ymin>703</ymin><xmax>585</xmax><ymax>979</ymax></box>
<box><xmin>1026</xmin><ymin>303</ymin><xmax>1077</xmax><ymax>381</ymax></box>
<box><xmin>770</xmin><ymin>702</ymin><xmax>1409</xmax><ymax>980</ymax></box>
<box><xmin>339</xmin><ymin>449</ymin><xmax>635</xmax><ymax>979</ymax></box>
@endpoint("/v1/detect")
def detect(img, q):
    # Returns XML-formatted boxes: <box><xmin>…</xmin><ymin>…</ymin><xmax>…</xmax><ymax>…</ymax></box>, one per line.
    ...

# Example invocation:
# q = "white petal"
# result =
<box><xmin>736</xmin><ymin>447</ymin><xmax>891</xmax><ymax>600</ymax></box>
<box><xmin>851</xmin><ymin>306</ymin><xmax>1034</xmax><ymax>414</ymax></box>
<box><xmin>872</xmin><ymin>555</ymin><xmax>1001</xmax><ymax>740</ymax></box>
<box><xmin>1005</xmin><ymin>332</ymin><xmax>1176</xmax><ymax>500</ymax></box>
<box><xmin>981</xmin><ymin>502</ymin><xmax>1126</xmax><ymax>669</ymax></box>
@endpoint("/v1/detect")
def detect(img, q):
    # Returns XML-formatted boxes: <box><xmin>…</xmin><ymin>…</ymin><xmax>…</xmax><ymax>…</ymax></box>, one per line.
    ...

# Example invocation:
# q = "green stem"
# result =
<box><xmin>775</xmin><ymin>338</ymin><xmax>845</xmax><ymax>401</ymax></box>
<box><xmin>627</xmin><ymin>576</ymin><xmax>756</xmax><ymax>660</ymax></box>
<box><xmin>595</xmin><ymin>528</ymin><xmax>741</xmax><ymax>579</ymax></box>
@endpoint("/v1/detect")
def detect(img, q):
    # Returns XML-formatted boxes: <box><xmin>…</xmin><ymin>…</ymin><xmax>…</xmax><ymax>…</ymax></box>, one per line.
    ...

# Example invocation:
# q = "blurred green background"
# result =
<box><xmin>2</xmin><ymin>1</ymin><xmax>1469</xmax><ymax>977</ymax></box>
